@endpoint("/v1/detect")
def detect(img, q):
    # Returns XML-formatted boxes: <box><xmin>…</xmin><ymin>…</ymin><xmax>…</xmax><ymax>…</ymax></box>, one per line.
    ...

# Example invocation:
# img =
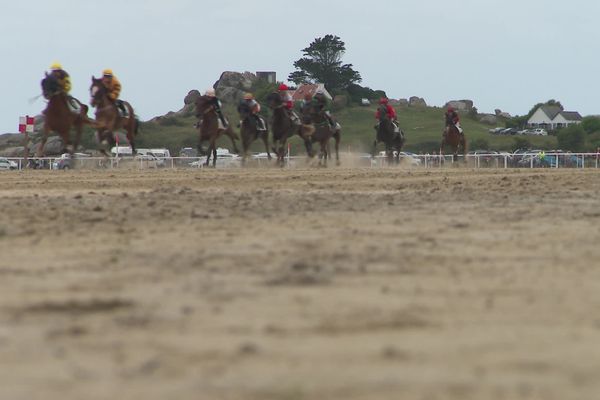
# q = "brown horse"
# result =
<box><xmin>440</xmin><ymin>124</ymin><xmax>467</xmax><ymax>163</ymax></box>
<box><xmin>195</xmin><ymin>95</ymin><xmax>239</xmax><ymax>167</ymax></box>
<box><xmin>237</xmin><ymin>102</ymin><xmax>270</xmax><ymax>165</ymax></box>
<box><xmin>38</xmin><ymin>74</ymin><xmax>92</xmax><ymax>157</ymax></box>
<box><xmin>266</xmin><ymin>92</ymin><xmax>314</xmax><ymax>167</ymax></box>
<box><xmin>372</xmin><ymin>104</ymin><xmax>404</xmax><ymax>164</ymax></box>
<box><xmin>301</xmin><ymin>104</ymin><xmax>341</xmax><ymax>167</ymax></box>
<box><xmin>89</xmin><ymin>77</ymin><xmax>138</xmax><ymax>155</ymax></box>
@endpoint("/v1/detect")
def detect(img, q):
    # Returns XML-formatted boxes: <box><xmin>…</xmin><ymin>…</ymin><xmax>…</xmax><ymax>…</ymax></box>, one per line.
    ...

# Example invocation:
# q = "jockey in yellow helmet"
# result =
<box><xmin>48</xmin><ymin>62</ymin><xmax>72</xmax><ymax>94</ymax></box>
<box><xmin>101</xmin><ymin>69</ymin><xmax>127</xmax><ymax>116</ymax></box>
<box><xmin>45</xmin><ymin>62</ymin><xmax>81</xmax><ymax>113</ymax></box>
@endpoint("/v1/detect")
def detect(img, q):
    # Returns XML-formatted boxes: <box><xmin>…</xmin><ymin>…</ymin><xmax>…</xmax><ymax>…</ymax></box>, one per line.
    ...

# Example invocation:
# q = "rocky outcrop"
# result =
<box><xmin>397</xmin><ymin>98</ymin><xmax>409</xmax><ymax>107</ymax></box>
<box><xmin>0</xmin><ymin>146</ymin><xmax>26</xmax><ymax>157</ymax></box>
<box><xmin>409</xmin><ymin>96</ymin><xmax>427</xmax><ymax>107</ymax></box>
<box><xmin>214</xmin><ymin>71</ymin><xmax>258</xmax><ymax>104</ymax></box>
<box><xmin>445</xmin><ymin>100</ymin><xmax>474</xmax><ymax>111</ymax></box>
<box><xmin>479</xmin><ymin>114</ymin><xmax>497</xmax><ymax>125</ymax></box>
<box><xmin>494</xmin><ymin>109</ymin><xmax>512</xmax><ymax>118</ymax></box>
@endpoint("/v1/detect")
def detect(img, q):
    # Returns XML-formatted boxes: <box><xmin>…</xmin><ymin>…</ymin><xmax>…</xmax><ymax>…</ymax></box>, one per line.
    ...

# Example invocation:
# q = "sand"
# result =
<box><xmin>0</xmin><ymin>167</ymin><xmax>599</xmax><ymax>400</ymax></box>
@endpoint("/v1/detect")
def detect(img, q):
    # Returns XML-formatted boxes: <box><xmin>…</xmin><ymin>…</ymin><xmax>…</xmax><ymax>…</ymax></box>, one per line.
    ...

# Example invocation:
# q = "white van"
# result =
<box><xmin>149</xmin><ymin>148</ymin><xmax>171</xmax><ymax>159</ymax></box>
<box><xmin>111</xmin><ymin>146</ymin><xmax>133</xmax><ymax>156</ymax></box>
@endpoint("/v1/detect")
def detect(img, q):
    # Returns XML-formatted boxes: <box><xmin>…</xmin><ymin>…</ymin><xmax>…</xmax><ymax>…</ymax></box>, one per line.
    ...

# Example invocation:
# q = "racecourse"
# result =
<box><xmin>0</xmin><ymin>167</ymin><xmax>599</xmax><ymax>400</ymax></box>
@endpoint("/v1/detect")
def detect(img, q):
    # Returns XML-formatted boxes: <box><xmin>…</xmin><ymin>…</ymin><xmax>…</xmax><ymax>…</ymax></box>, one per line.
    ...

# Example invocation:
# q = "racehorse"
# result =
<box><xmin>38</xmin><ymin>73</ymin><xmax>92</xmax><ymax>157</ymax></box>
<box><xmin>195</xmin><ymin>95</ymin><xmax>239</xmax><ymax>167</ymax></box>
<box><xmin>89</xmin><ymin>77</ymin><xmax>138</xmax><ymax>155</ymax></box>
<box><xmin>238</xmin><ymin>103</ymin><xmax>270</xmax><ymax>165</ymax></box>
<box><xmin>301</xmin><ymin>103</ymin><xmax>341</xmax><ymax>167</ymax></box>
<box><xmin>440</xmin><ymin>124</ymin><xmax>467</xmax><ymax>163</ymax></box>
<box><xmin>266</xmin><ymin>92</ymin><xmax>314</xmax><ymax>167</ymax></box>
<box><xmin>372</xmin><ymin>103</ymin><xmax>404</xmax><ymax>164</ymax></box>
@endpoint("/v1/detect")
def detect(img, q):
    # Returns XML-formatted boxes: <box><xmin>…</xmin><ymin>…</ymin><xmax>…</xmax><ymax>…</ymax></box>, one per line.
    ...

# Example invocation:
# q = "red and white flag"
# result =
<box><xmin>19</xmin><ymin>116</ymin><xmax>35</xmax><ymax>133</ymax></box>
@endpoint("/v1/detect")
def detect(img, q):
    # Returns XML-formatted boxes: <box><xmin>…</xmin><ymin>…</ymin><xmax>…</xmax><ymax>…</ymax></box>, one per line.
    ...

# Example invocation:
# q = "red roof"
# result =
<box><xmin>290</xmin><ymin>84</ymin><xmax>332</xmax><ymax>101</ymax></box>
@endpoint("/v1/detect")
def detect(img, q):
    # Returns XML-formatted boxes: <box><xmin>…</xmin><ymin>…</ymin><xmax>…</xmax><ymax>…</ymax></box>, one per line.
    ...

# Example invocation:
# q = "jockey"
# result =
<box><xmin>238</xmin><ymin>92</ymin><xmax>266</xmax><ymax>131</ymax></box>
<box><xmin>314</xmin><ymin>90</ymin><xmax>336</xmax><ymax>129</ymax></box>
<box><xmin>47</xmin><ymin>62</ymin><xmax>80</xmax><ymax>113</ymax></box>
<box><xmin>48</xmin><ymin>62</ymin><xmax>71</xmax><ymax>94</ymax></box>
<box><xmin>278</xmin><ymin>84</ymin><xmax>301</xmax><ymax>125</ymax></box>
<box><xmin>101</xmin><ymin>69</ymin><xmax>127</xmax><ymax>116</ymax></box>
<box><xmin>205</xmin><ymin>88</ymin><xmax>228</xmax><ymax>129</ymax></box>
<box><xmin>375</xmin><ymin>98</ymin><xmax>400</xmax><ymax>133</ymax></box>
<box><xmin>445</xmin><ymin>106</ymin><xmax>463</xmax><ymax>135</ymax></box>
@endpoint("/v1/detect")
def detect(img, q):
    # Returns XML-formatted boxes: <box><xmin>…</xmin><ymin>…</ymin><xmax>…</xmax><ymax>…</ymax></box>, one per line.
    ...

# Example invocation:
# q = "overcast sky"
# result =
<box><xmin>1</xmin><ymin>0</ymin><xmax>598</xmax><ymax>133</ymax></box>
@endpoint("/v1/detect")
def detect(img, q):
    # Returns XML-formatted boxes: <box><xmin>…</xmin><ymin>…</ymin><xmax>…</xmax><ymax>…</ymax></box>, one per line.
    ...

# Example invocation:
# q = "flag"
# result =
<box><xmin>19</xmin><ymin>116</ymin><xmax>35</xmax><ymax>133</ymax></box>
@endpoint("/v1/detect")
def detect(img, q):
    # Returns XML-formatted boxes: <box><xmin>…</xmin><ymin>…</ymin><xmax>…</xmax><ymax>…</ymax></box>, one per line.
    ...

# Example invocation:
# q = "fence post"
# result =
<box><xmin>504</xmin><ymin>155</ymin><xmax>507</xmax><ymax>169</ymax></box>
<box><xmin>582</xmin><ymin>154</ymin><xmax>585</xmax><ymax>169</ymax></box>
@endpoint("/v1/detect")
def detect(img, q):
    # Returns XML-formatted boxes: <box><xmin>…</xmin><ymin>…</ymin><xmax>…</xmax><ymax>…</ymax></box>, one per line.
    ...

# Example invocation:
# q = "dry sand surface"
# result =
<box><xmin>0</xmin><ymin>167</ymin><xmax>599</xmax><ymax>400</ymax></box>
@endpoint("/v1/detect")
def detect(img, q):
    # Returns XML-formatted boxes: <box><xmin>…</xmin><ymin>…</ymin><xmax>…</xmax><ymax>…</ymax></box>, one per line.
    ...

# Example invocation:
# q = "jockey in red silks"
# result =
<box><xmin>278</xmin><ymin>83</ymin><xmax>300</xmax><ymax>125</ymax></box>
<box><xmin>375</xmin><ymin>97</ymin><xmax>400</xmax><ymax>133</ymax></box>
<box><xmin>445</xmin><ymin>106</ymin><xmax>463</xmax><ymax>135</ymax></box>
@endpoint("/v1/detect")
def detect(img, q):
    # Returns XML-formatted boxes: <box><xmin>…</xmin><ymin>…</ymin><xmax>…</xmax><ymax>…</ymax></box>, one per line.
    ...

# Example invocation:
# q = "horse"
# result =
<box><xmin>89</xmin><ymin>77</ymin><xmax>138</xmax><ymax>156</ymax></box>
<box><xmin>237</xmin><ymin>103</ymin><xmax>271</xmax><ymax>165</ymax></box>
<box><xmin>38</xmin><ymin>74</ymin><xmax>92</xmax><ymax>157</ymax></box>
<box><xmin>301</xmin><ymin>104</ymin><xmax>341</xmax><ymax>167</ymax></box>
<box><xmin>372</xmin><ymin>104</ymin><xmax>404</xmax><ymax>164</ymax></box>
<box><xmin>440</xmin><ymin>124</ymin><xmax>467</xmax><ymax>163</ymax></box>
<box><xmin>194</xmin><ymin>95</ymin><xmax>239</xmax><ymax>167</ymax></box>
<box><xmin>266</xmin><ymin>92</ymin><xmax>314</xmax><ymax>167</ymax></box>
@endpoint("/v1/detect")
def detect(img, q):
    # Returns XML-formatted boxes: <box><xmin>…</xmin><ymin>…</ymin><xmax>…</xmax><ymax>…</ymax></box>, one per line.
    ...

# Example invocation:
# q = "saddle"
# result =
<box><xmin>115</xmin><ymin>100</ymin><xmax>129</xmax><ymax>118</ymax></box>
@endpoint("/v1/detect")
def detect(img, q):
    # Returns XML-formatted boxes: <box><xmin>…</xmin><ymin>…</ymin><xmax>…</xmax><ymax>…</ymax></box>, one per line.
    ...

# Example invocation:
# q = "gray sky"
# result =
<box><xmin>1</xmin><ymin>0</ymin><xmax>598</xmax><ymax>133</ymax></box>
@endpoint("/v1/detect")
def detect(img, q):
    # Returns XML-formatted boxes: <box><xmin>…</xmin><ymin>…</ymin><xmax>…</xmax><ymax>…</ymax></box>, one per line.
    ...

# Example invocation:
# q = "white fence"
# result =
<box><xmin>2</xmin><ymin>152</ymin><xmax>600</xmax><ymax>171</ymax></box>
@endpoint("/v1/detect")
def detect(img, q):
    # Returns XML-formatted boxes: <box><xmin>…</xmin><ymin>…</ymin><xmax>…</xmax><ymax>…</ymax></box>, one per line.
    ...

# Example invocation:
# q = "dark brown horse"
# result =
<box><xmin>38</xmin><ymin>74</ymin><xmax>92</xmax><ymax>157</ymax></box>
<box><xmin>266</xmin><ymin>92</ymin><xmax>314</xmax><ymax>166</ymax></box>
<box><xmin>195</xmin><ymin>95</ymin><xmax>239</xmax><ymax>167</ymax></box>
<box><xmin>372</xmin><ymin>104</ymin><xmax>404</xmax><ymax>164</ymax></box>
<box><xmin>440</xmin><ymin>124</ymin><xmax>467</xmax><ymax>162</ymax></box>
<box><xmin>89</xmin><ymin>77</ymin><xmax>138</xmax><ymax>155</ymax></box>
<box><xmin>237</xmin><ymin>102</ymin><xmax>270</xmax><ymax>165</ymax></box>
<box><xmin>301</xmin><ymin>104</ymin><xmax>341</xmax><ymax>167</ymax></box>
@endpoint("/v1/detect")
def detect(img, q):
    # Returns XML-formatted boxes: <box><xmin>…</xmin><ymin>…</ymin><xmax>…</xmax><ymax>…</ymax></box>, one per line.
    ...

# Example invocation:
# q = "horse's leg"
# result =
<box><xmin>227</xmin><ymin>127</ymin><xmax>239</xmax><ymax>153</ymax></box>
<box><xmin>262</xmin><ymin>131</ymin><xmax>272</xmax><ymax>160</ymax></box>
<box><xmin>334</xmin><ymin>131</ymin><xmax>341</xmax><ymax>166</ymax></box>
<box><xmin>126</xmin><ymin>120</ymin><xmax>136</xmax><ymax>154</ymax></box>
<box><xmin>204</xmin><ymin>139</ymin><xmax>213</xmax><ymax>167</ymax></box>
<box><xmin>212</xmin><ymin>145</ymin><xmax>217</xmax><ymax>168</ymax></box>
<box><xmin>37</xmin><ymin>123</ymin><xmax>50</xmax><ymax>157</ymax></box>
<box><xmin>73</xmin><ymin>122</ymin><xmax>83</xmax><ymax>154</ymax></box>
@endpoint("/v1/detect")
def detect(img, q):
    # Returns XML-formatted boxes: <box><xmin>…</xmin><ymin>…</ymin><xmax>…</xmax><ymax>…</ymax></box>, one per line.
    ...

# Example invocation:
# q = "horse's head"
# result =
<box><xmin>41</xmin><ymin>73</ymin><xmax>60</xmax><ymax>99</ymax></box>
<box><xmin>89</xmin><ymin>77</ymin><xmax>106</xmax><ymax>107</ymax></box>
<box><xmin>266</xmin><ymin>92</ymin><xmax>283</xmax><ymax>109</ymax></box>
<box><xmin>195</xmin><ymin>95</ymin><xmax>213</xmax><ymax>117</ymax></box>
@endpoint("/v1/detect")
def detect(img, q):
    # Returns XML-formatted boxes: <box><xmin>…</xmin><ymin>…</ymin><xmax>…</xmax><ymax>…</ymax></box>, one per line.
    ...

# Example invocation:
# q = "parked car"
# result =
<box><xmin>488</xmin><ymin>127</ymin><xmax>505</xmax><ymax>135</ymax></box>
<box><xmin>51</xmin><ymin>153</ymin><xmax>72</xmax><ymax>170</ymax></box>
<box><xmin>0</xmin><ymin>157</ymin><xmax>18</xmax><ymax>170</ymax></box>
<box><xmin>190</xmin><ymin>148</ymin><xmax>241</xmax><ymax>168</ymax></box>
<box><xmin>135</xmin><ymin>153</ymin><xmax>165</xmax><ymax>168</ymax></box>
<box><xmin>530</xmin><ymin>128</ymin><xmax>548</xmax><ymax>136</ymax></box>
<box><xmin>398</xmin><ymin>151</ymin><xmax>422</xmax><ymax>166</ymax></box>
<box><xmin>501</xmin><ymin>128</ymin><xmax>518</xmax><ymax>135</ymax></box>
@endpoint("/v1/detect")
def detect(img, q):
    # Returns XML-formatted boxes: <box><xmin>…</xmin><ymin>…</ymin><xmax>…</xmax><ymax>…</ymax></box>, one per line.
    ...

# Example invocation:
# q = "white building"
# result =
<box><xmin>527</xmin><ymin>105</ymin><xmax>582</xmax><ymax>130</ymax></box>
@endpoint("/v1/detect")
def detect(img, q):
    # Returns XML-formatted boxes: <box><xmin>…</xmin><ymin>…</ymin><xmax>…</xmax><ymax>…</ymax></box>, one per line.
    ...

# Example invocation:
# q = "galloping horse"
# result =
<box><xmin>238</xmin><ymin>103</ymin><xmax>270</xmax><ymax>164</ymax></box>
<box><xmin>89</xmin><ymin>77</ymin><xmax>138</xmax><ymax>155</ymax></box>
<box><xmin>266</xmin><ymin>92</ymin><xmax>314</xmax><ymax>166</ymax></box>
<box><xmin>38</xmin><ymin>74</ymin><xmax>92</xmax><ymax>156</ymax></box>
<box><xmin>372</xmin><ymin>104</ymin><xmax>404</xmax><ymax>164</ymax></box>
<box><xmin>301</xmin><ymin>104</ymin><xmax>341</xmax><ymax>167</ymax></box>
<box><xmin>195</xmin><ymin>95</ymin><xmax>239</xmax><ymax>167</ymax></box>
<box><xmin>440</xmin><ymin>124</ymin><xmax>467</xmax><ymax>163</ymax></box>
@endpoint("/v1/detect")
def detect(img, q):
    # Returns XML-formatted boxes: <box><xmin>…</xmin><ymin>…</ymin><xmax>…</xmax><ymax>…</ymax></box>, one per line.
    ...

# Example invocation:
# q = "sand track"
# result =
<box><xmin>1</xmin><ymin>168</ymin><xmax>599</xmax><ymax>400</ymax></box>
